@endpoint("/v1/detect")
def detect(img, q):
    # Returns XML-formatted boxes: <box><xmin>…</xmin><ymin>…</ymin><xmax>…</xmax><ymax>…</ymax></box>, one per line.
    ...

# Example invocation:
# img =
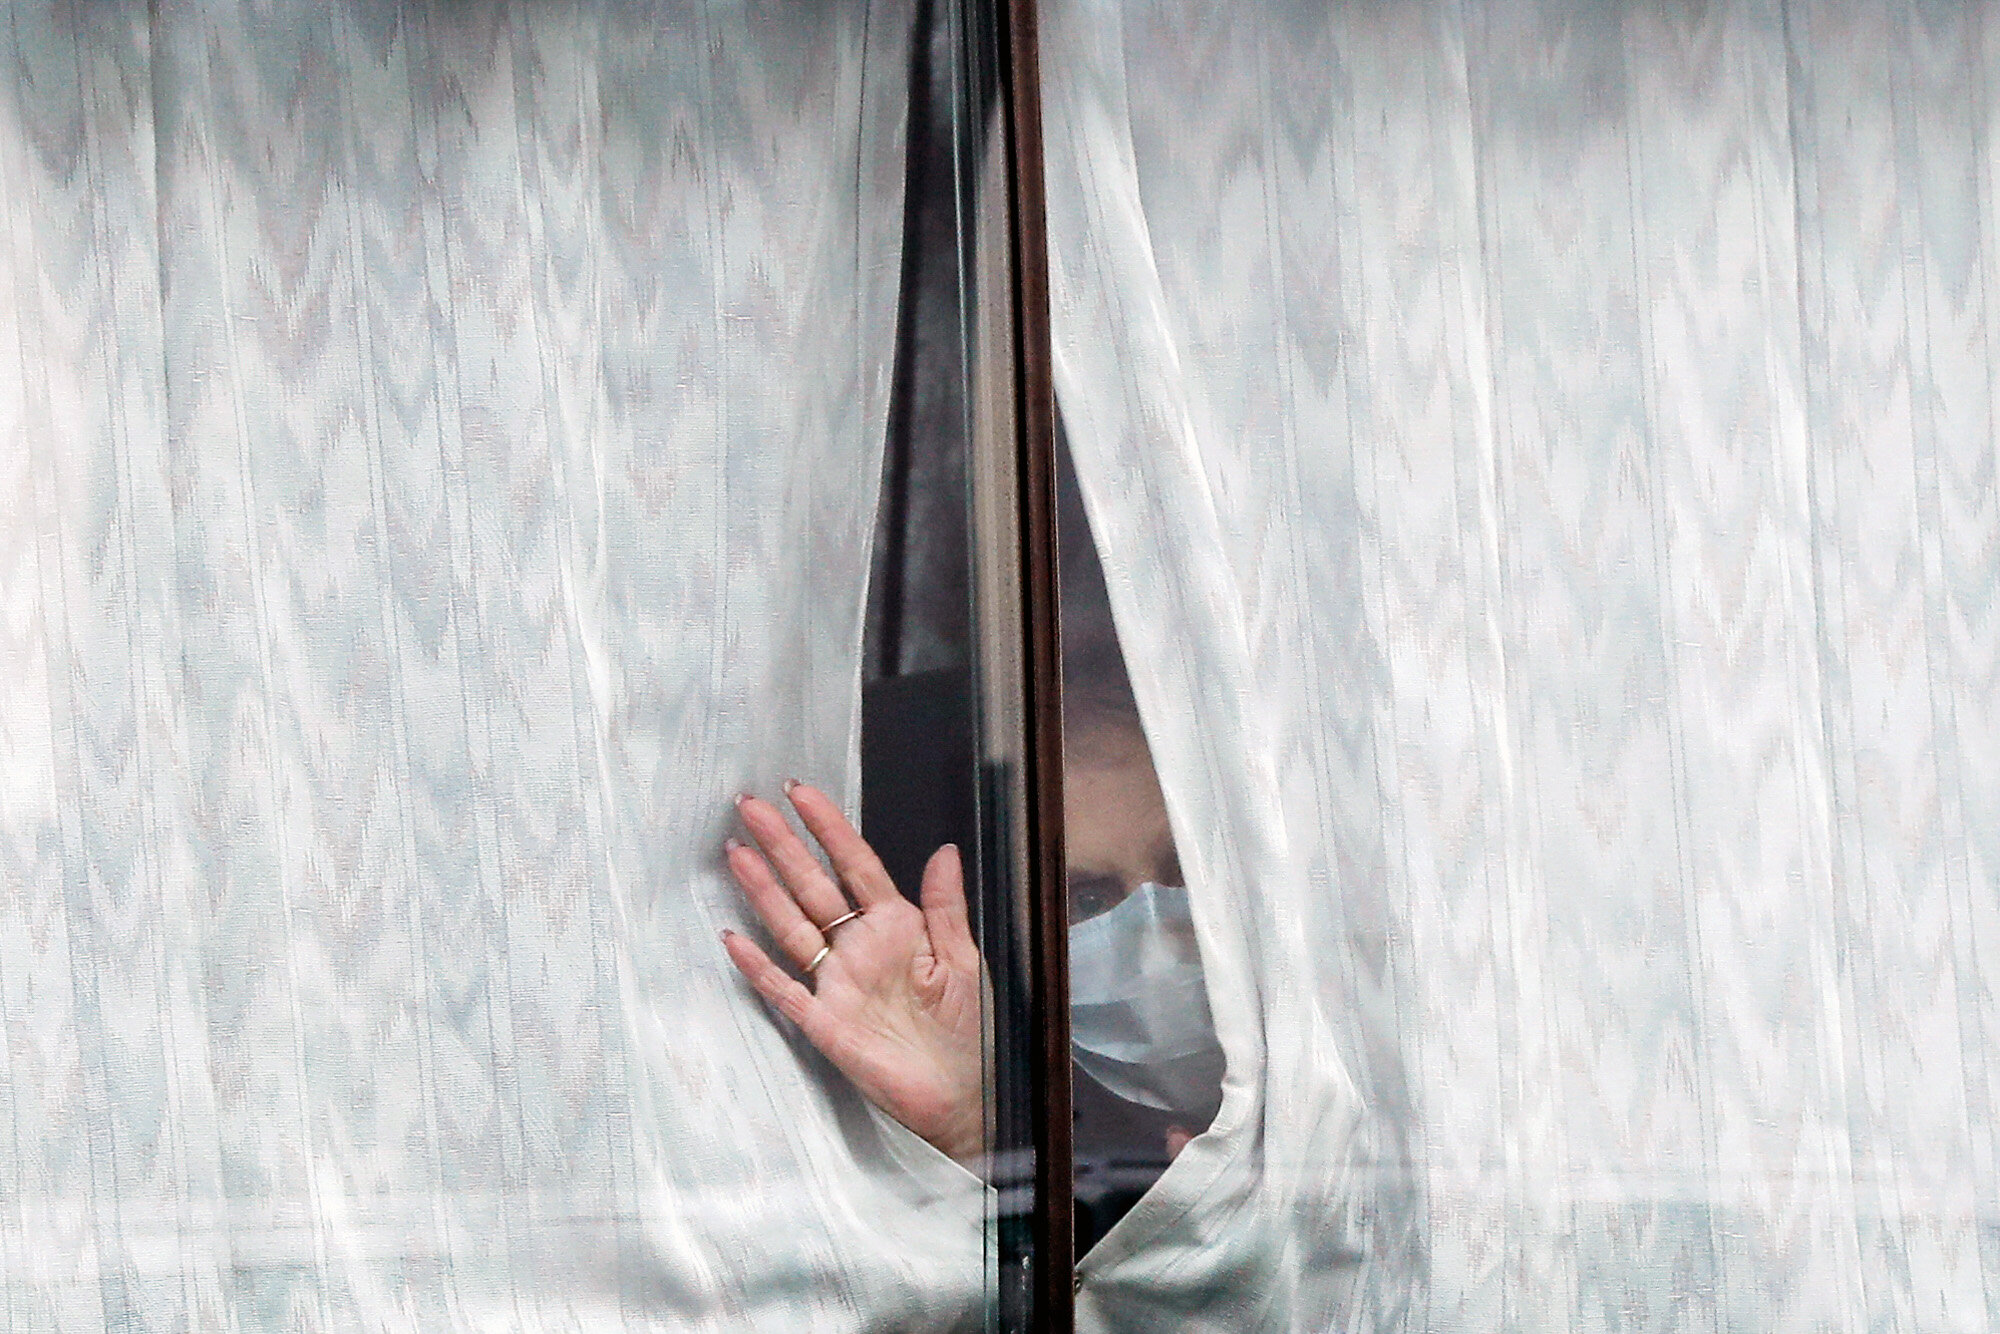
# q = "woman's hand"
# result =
<box><xmin>722</xmin><ymin>782</ymin><xmax>986</xmax><ymax>1164</ymax></box>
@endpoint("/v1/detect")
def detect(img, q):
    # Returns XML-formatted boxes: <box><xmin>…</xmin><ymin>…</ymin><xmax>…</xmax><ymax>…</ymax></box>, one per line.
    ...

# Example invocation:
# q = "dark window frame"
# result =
<box><xmin>995</xmin><ymin>0</ymin><xmax>1070</xmax><ymax>1322</ymax></box>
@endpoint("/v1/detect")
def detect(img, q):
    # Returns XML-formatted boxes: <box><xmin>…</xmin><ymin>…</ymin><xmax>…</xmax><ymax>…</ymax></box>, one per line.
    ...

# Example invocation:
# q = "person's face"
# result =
<box><xmin>1063</xmin><ymin>720</ymin><xmax>1181</xmax><ymax>923</ymax></box>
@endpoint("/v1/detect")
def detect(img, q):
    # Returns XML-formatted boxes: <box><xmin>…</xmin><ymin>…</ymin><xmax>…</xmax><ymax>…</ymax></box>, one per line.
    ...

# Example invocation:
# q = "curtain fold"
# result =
<box><xmin>1046</xmin><ymin>0</ymin><xmax>2000</xmax><ymax>1329</ymax></box>
<box><xmin>0</xmin><ymin>2</ymin><xmax>984</xmax><ymax>1329</ymax></box>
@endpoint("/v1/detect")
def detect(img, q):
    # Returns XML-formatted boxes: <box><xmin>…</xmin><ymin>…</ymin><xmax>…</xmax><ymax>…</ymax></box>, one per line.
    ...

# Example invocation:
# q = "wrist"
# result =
<box><xmin>929</xmin><ymin>1107</ymin><xmax>986</xmax><ymax>1165</ymax></box>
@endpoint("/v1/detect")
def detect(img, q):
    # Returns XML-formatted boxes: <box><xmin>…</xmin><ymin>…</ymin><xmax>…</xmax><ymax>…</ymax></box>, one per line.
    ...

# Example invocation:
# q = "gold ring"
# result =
<box><xmin>804</xmin><ymin>944</ymin><xmax>832</xmax><ymax>974</ymax></box>
<box><xmin>822</xmin><ymin>909</ymin><xmax>863</xmax><ymax>934</ymax></box>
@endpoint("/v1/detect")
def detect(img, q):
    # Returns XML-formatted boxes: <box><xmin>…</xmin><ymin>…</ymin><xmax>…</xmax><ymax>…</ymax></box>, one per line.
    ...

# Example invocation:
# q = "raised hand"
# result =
<box><xmin>721</xmin><ymin>782</ymin><xmax>986</xmax><ymax>1163</ymax></box>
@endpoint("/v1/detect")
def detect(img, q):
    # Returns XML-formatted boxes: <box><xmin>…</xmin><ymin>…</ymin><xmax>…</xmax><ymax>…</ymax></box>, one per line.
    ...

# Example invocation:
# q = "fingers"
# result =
<box><xmin>919</xmin><ymin>843</ymin><xmax>978</xmax><ymax>971</ymax></box>
<box><xmin>722</xmin><ymin>929</ymin><xmax>842</xmax><ymax>1054</ymax></box>
<box><xmin>785</xmin><ymin>782</ymin><xmax>898</xmax><ymax>909</ymax></box>
<box><xmin>735</xmin><ymin>792</ymin><xmax>852</xmax><ymax>926</ymax></box>
<box><xmin>725</xmin><ymin>838</ymin><xmax>827</xmax><ymax>969</ymax></box>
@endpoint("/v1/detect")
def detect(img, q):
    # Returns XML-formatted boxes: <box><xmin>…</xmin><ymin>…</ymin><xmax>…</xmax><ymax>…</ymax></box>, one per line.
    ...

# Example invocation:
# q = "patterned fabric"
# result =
<box><xmin>0</xmin><ymin>1</ymin><xmax>987</xmax><ymax>1329</ymax></box>
<box><xmin>1045</xmin><ymin>0</ymin><xmax>2000</xmax><ymax>1329</ymax></box>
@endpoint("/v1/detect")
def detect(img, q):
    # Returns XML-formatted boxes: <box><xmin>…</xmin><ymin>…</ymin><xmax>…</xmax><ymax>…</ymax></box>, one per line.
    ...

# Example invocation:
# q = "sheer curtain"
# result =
<box><xmin>1046</xmin><ymin>0</ymin><xmax>2000</xmax><ymax>1329</ymax></box>
<box><xmin>0</xmin><ymin>2</ymin><xmax>985</xmax><ymax>1329</ymax></box>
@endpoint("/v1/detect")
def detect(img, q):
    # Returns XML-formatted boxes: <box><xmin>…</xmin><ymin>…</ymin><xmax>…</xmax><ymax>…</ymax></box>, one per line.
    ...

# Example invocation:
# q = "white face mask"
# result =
<box><xmin>1068</xmin><ymin>882</ymin><xmax>1226</xmax><ymax>1124</ymax></box>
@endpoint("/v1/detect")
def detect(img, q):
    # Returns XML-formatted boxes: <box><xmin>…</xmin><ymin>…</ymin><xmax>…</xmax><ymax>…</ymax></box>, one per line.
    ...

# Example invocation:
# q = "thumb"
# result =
<box><xmin>919</xmin><ymin>843</ymin><xmax>978</xmax><ymax>970</ymax></box>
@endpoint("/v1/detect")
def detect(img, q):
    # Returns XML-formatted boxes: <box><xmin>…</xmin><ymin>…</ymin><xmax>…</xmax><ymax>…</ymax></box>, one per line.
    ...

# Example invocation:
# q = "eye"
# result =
<box><xmin>1067</xmin><ymin>872</ymin><xmax>1129</xmax><ymax>924</ymax></box>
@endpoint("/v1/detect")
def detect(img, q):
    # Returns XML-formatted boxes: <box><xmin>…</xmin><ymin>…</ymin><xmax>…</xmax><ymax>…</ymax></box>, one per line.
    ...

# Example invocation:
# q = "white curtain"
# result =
<box><xmin>1046</xmin><ymin>0</ymin><xmax>2000</xmax><ymax>1329</ymax></box>
<box><xmin>0</xmin><ymin>2</ymin><xmax>986</xmax><ymax>1329</ymax></box>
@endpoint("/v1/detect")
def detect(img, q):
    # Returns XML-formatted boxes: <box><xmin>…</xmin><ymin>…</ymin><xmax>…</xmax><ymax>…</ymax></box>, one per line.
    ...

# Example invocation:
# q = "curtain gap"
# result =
<box><xmin>868</xmin><ymin>0</ymin><xmax>938</xmax><ymax>683</ymax></box>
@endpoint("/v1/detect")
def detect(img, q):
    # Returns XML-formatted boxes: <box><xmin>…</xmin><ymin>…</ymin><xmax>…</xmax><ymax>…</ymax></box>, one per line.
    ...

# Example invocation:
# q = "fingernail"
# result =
<box><xmin>734</xmin><ymin>791</ymin><xmax>752</xmax><ymax>806</ymax></box>
<box><xmin>783</xmin><ymin>777</ymin><xmax>799</xmax><ymax>795</ymax></box>
<box><xmin>720</xmin><ymin>928</ymin><xmax>734</xmax><ymax>942</ymax></box>
<box><xmin>723</xmin><ymin>836</ymin><xmax>743</xmax><ymax>853</ymax></box>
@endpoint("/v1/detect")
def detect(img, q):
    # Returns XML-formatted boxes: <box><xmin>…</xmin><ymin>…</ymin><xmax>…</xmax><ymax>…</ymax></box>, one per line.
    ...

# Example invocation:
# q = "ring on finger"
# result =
<box><xmin>802</xmin><ymin>909</ymin><xmax>862</xmax><ymax>975</ymax></box>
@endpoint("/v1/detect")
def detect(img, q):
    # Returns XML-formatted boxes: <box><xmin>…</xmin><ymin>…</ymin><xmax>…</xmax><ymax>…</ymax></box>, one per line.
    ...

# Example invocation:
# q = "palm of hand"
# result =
<box><xmin>722</xmin><ymin>784</ymin><xmax>986</xmax><ymax>1163</ymax></box>
<box><xmin>805</xmin><ymin>895</ymin><xmax>984</xmax><ymax>1154</ymax></box>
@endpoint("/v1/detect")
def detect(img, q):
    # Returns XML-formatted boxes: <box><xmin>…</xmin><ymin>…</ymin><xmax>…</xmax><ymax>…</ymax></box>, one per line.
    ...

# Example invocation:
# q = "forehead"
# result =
<box><xmin>1064</xmin><ymin>734</ymin><xmax>1172</xmax><ymax>868</ymax></box>
<box><xmin>1063</xmin><ymin>710</ymin><xmax>1148</xmax><ymax>764</ymax></box>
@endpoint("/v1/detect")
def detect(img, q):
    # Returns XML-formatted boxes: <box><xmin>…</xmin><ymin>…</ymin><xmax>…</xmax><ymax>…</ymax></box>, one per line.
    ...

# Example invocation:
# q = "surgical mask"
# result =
<box><xmin>1068</xmin><ymin>882</ymin><xmax>1226</xmax><ymax>1124</ymax></box>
